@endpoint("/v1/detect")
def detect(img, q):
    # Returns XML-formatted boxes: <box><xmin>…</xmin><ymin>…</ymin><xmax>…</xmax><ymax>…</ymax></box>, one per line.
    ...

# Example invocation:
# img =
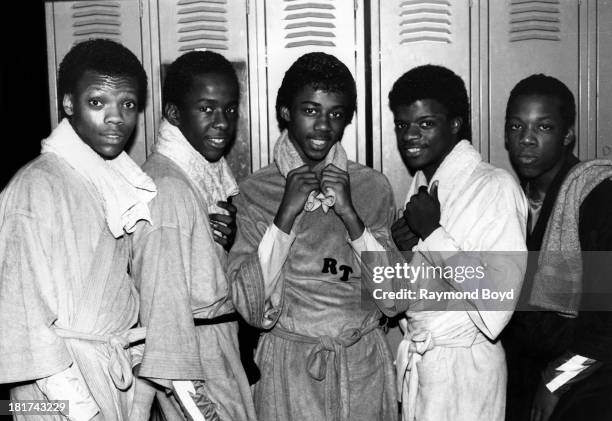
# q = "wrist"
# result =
<box><xmin>274</xmin><ymin>206</ymin><xmax>298</xmax><ymax>235</ymax></box>
<box><xmin>419</xmin><ymin>222</ymin><xmax>440</xmax><ymax>240</ymax></box>
<box><xmin>340</xmin><ymin>210</ymin><xmax>365</xmax><ymax>240</ymax></box>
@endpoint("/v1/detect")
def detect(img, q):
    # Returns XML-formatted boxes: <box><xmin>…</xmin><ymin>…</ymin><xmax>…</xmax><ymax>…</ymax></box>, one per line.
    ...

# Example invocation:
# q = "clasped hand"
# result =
<box><xmin>398</xmin><ymin>181</ymin><xmax>441</xmax><ymax>243</ymax></box>
<box><xmin>274</xmin><ymin>164</ymin><xmax>357</xmax><ymax>233</ymax></box>
<box><xmin>209</xmin><ymin>198</ymin><xmax>237</xmax><ymax>252</ymax></box>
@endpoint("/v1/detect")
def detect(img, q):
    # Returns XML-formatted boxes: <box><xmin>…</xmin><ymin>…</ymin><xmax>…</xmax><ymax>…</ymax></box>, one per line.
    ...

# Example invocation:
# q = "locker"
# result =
<box><xmin>153</xmin><ymin>0</ymin><xmax>253</xmax><ymax>180</ymax></box>
<box><xmin>44</xmin><ymin>0</ymin><xmax>152</xmax><ymax>164</ymax></box>
<box><xmin>596</xmin><ymin>0</ymin><xmax>612</xmax><ymax>159</ymax></box>
<box><xmin>370</xmin><ymin>0</ymin><xmax>474</xmax><ymax>206</ymax></box>
<box><xmin>487</xmin><ymin>0</ymin><xmax>581</xmax><ymax>175</ymax></box>
<box><xmin>253</xmin><ymin>0</ymin><xmax>367</xmax><ymax>166</ymax></box>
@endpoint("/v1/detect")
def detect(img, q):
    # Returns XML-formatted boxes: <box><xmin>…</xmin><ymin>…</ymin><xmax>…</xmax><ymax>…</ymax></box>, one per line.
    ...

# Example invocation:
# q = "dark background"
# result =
<box><xmin>1</xmin><ymin>1</ymin><xmax>51</xmax><ymax>189</ymax></box>
<box><xmin>0</xmin><ymin>0</ymin><xmax>49</xmax><ymax>404</ymax></box>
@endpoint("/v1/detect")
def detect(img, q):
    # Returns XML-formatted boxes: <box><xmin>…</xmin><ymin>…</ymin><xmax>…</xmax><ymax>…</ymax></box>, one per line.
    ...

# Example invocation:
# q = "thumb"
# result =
<box><xmin>429</xmin><ymin>181</ymin><xmax>439</xmax><ymax>202</ymax></box>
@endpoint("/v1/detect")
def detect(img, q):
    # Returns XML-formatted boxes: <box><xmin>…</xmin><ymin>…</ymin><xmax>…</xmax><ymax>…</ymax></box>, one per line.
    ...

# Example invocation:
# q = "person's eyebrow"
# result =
<box><xmin>300</xmin><ymin>100</ymin><xmax>321</xmax><ymax>106</ymax></box>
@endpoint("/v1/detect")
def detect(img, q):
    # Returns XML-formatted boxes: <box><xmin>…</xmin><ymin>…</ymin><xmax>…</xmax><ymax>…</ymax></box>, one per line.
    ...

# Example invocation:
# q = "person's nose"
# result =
<box><xmin>212</xmin><ymin>109</ymin><xmax>228</xmax><ymax>131</ymax></box>
<box><xmin>105</xmin><ymin>103</ymin><xmax>124</xmax><ymax>125</ymax></box>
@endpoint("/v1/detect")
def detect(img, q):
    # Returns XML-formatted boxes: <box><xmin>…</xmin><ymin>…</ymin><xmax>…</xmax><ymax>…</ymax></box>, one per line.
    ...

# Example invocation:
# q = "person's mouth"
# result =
<box><xmin>517</xmin><ymin>154</ymin><xmax>538</xmax><ymax>165</ymax></box>
<box><xmin>204</xmin><ymin>137</ymin><xmax>229</xmax><ymax>150</ymax></box>
<box><xmin>308</xmin><ymin>136</ymin><xmax>332</xmax><ymax>151</ymax></box>
<box><xmin>402</xmin><ymin>144</ymin><xmax>427</xmax><ymax>158</ymax></box>
<box><xmin>101</xmin><ymin>131</ymin><xmax>125</xmax><ymax>143</ymax></box>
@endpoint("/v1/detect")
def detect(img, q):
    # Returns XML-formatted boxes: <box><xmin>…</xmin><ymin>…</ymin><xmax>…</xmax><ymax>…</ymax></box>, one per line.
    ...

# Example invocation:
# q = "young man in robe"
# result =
<box><xmin>130</xmin><ymin>50</ymin><xmax>257</xmax><ymax>421</ymax></box>
<box><xmin>0</xmin><ymin>39</ymin><xmax>155</xmax><ymax>420</ymax></box>
<box><xmin>227</xmin><ymin>52</ymin><xmax>398</xmax><ymax>421</ymax></box>
<box><xmin>503</xmin><ymin>74</ymin><xmax>612</xmax><ymax>421</ymax></box>
<box><xmin>377</xmin><ymin>65</ymin><xmax>527</xmax><ymax>420</ymax></box>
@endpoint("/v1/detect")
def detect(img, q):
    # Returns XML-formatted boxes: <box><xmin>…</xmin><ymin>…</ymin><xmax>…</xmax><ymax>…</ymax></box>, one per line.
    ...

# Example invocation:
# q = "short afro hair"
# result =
<box><xmin>506</xmin><ymin>74</ymin><xmax>576</xmax><ymax>130</ymax></box>
<box><xmin>58</xmin><ymin>38</ymin><xmax>148</xmax><ymax>113</ymax></box>
<box><xmin>389</xmin><ymin>64</ymin><xmax>471</xmax><ymax>141</ymax></box>
<box><xmin>276</xmin><ymin>52</ymin><xmax>357</xmax><ymax>131</ymax></box>
<box><xmin>162</xmin><ymin>50</ymin><xmax>239</xmax><ymax>115</ymax></box>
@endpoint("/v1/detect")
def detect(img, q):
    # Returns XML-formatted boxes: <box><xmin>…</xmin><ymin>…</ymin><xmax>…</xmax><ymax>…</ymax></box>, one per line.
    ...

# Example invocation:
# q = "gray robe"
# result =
<box><xmin>132</xmin><ymin>152</ymin><xmax>256</xmax><ymax>421</ymax></box>
<box><xmin>0</xmin><ymin>154</ymin><xmax>139</xmax><ymax>420</ymax></box>
<box><xmin>227</xmin><ymin>161</ymin><xmax>398</xmax><ymax>421</ymax></box>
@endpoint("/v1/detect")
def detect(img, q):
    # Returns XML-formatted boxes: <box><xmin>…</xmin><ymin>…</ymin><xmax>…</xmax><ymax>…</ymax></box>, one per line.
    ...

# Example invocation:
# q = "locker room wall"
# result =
<box><xmin>44</xmin><ymin>0</ymin><xmax>611</xmax><ymax>196</ymax></box>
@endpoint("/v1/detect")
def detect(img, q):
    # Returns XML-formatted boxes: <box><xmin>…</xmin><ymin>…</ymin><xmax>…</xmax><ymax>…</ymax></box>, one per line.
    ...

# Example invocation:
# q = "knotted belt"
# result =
<box><xmin>396</xmin><ymin>314</ymin><xmax>487</xmax><ymax>421</ymax></box>
<box><xmin>54</xmin><ymin>326</ymin><xmax>147</xmax><ymax>391</ymax></box>
<box><xmin>271</xmin><ymin>319</ymin><xmax>380</xmax><ymax>421</ymax></box>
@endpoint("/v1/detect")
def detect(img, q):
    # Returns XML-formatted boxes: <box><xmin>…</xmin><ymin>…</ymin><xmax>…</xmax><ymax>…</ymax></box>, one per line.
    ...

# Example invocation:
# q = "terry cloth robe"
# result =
<box><xmin>227</xmin><ymin>160</ymin><xmax>398</xmax><ymax>421</ymax></box>
<box><xmin>0</xmin><ymin>120</ymin><xmax>154</xmax><ymax>420</ymax></box>
<box><xmin>390</xmin><ymin>141</ymin><xmax>528</xmax><ymax>421</ymax></box>
<box><xmin>131</xmin><ymin>121</ymin><xmax>256</xmax><ymax>421</ymax></box>
<box><xmin>503</xmin><ymin>154</ymin><xmax>612</xmax><ymax>421</ymax></box>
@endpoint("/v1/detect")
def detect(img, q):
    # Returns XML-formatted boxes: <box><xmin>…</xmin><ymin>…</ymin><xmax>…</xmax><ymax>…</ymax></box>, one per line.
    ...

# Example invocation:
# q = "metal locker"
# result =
<box><xmin>44</xmin><ymin>0</ymin><xmax>152</xmax><ymax>164</ymax></box>
<box><xmin>153</xmin><ymin>0</ymin><xmax>252</xmax><ymax>180</ymax></box>
<box><xmin>370</xmin><ymin>0</ymin><xmax>474</xmax><ymax>207</ymax></box>
<box><xmin>253</xmin><ymin>0</ymin><xmax>367</xmax><ymax>167</ymax></box>
<box><xmin>594</xmin><ymin>0</ymin><xmax>612</xmax><ymax>159</ymax></box>
<box><xmin>487</xmin><ymin>0</ymin><xmax>581</xmax><ymax>174</ymax></box>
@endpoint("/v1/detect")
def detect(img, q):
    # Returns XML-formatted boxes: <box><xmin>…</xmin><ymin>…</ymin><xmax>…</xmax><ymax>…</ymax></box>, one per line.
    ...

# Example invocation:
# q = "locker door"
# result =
<box><xmin>596</xmin><ymin>0</ymin><xmax>612</xmax><ymax>159</ymax></box>
<box><xmin>45</xmin><ymin>0</ymin><xmax>149</xmax><ymax>164</ymax></box>
<box><xmin>371</xmin><ymin>0</ymin><xmax>473</xmax><ymax>206</ymax></box>
<box><xmin>487</xmin><ymin>0</ymin><xmax>580</xmax><ymax>175</ymax></box>
<box><xmin>155</xmin><ymin>0</ymin><xmax>252</xmax><ymax>180</ymax></box>
<box><xmin>255</xmin><ymin>0</ymin><xmax>366</xmax><ymax>166</ymax></box>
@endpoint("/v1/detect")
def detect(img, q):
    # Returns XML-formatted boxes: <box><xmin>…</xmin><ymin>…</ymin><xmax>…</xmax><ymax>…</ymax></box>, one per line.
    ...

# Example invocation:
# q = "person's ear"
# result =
<box><xmin>450</xmin><ymin>117</ymin><xmax>463</xmax><ymax>135</ymax></box>
<box><xmin>165</xmin><ymin>102</ymin><xmax>181</xmax><ymax>127</ymax></box>
<box><xmin>280</xmin><ymin>106</ymin><xmax>291</xmax><ymax>123</ymax></box>
<box><xmin>62</xmin><ymin>94</ymin><xmax>75</xmax><ymax>116</ymax></box>
<box><xmin>563</xmin><ymin>126</ymin><xmax>575</xmax><ymax>147</ymax></box>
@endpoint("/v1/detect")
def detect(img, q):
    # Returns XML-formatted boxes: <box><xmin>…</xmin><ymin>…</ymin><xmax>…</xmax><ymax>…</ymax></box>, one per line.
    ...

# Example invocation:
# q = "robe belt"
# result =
<box><xmin>396</xmin><ymin>327</ymin><xmax>487</xmax><ymax>421</ymax></box>
<box><xmin>54</xmin><ymin>326</ymin><xmax>147</xmax><ymax>391</ymax></box>
<box><xmin>270</xmin><ymin>320</ymin><xmax>380</xmax><ymax>421</ymax></box>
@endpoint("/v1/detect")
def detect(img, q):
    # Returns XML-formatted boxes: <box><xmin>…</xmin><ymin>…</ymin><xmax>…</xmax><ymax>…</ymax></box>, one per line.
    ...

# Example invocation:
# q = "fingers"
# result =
<box><xmin>209</xmin><ymin>213</ymin><xmax>234</xmax><ymax>225</ymax></box>
<box><xmin>213</xmin><ymin>234</ymin><xmax>229</xmax><ymax>247</ymax></box>
<box><xmin>210</xmin><ymin>221</ymin><xmax>232</xmax><ymax>236</ymax></box>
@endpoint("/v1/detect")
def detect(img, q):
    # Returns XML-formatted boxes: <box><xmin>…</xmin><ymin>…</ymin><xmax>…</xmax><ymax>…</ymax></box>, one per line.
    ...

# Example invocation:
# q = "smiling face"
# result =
<box><xmin>280</xmin><ymin>85</ymin><xmax>349</xmax><ymax>167</ymax></box>
<box><xmin>393</xmin><ymin>99</ymin><xmax>461</xmax><ymax>180</ymax></box>
<box><xmin>63</xmin><ymin>70</ymin><xmax>139</xmax><ymax>160</ymax></box>
<box><xmin>505</xmin><ymin>94</ymin><xmax>573</xmax><ymax>183</ymax></box>
<box><xmin>167</xmin><ymin>72</ymin><xmax>239</xmax><ymax>163</ymax></box>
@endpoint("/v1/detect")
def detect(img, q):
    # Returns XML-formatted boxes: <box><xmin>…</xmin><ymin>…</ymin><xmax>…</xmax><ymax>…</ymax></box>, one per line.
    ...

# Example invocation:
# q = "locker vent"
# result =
<box><xmin>71</xmin><ymin>1</ymin><xmax>122</xmax><ymax>40</ymax></box>
<box><xmin>283</xmin><ymin>1</ymin><xmax>336</xmax><ymax>48</ymax></box>
<box><xmin>398</xmin><ymin>0</ymin><xmax>452</xmax><ymax>44</ymax></box>
<box><xmin>509</xmin><ymin>0</ymin><xmax>561</xmax><ymax>42</ymax></box>
<box><xmin>177</xmin><ymin>0</ymin><xmax>229</xmax><ymax>52</ymax></box>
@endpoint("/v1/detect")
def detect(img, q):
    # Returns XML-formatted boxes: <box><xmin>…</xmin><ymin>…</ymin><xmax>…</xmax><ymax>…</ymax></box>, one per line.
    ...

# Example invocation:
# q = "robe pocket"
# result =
<box><xmin>416</xmin><ymin>355</ymin><xmax>449</xmax><ymax>385</ymax></box>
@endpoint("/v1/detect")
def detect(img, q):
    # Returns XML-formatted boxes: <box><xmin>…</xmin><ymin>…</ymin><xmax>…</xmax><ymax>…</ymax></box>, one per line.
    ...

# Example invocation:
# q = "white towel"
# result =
<box><xmin>41</xmin><ymin>119</ymin><xmax>156</xmax><ymax>238</ymax></box>
<box><xmin>154</xmin><ymin>119</ymin><xmax>239</xmax><ymax>214</ymax></box>
<box><xmin>273</xmin><ymin>129</ymin><xmax>348</xmax><ymax>213</ymax></box>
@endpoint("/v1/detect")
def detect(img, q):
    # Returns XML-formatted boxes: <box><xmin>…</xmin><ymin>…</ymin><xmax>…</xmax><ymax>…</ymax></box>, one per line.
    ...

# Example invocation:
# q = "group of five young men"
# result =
<box><xmin>0</xmin><ymin>38</ymin><xmax>609</xmax><ymax>421</ymax></box>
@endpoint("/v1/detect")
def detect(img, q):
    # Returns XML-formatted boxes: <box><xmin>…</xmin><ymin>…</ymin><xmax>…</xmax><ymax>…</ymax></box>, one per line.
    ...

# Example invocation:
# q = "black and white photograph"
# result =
<box><xmin>1</xmin><ymin>1</ymin><xmax>612</xmax><ymax>420</ymax></box>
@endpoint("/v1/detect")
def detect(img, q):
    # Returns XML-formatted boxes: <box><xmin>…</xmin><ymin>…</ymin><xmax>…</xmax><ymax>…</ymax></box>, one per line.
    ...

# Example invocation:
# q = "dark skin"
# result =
<box><xmin>274</xmin><ymin>86</ymin><xmax>364</xmax><ymax>240</ymax></box>
<box><xmin>391</xmin><ymin>99</ymin><xmax>461</xmax><ymax>248</ymax></box>
<box><xmin>506</xmin><ymin>94</ymin><xmax>574</xmax><ymax>421</ymax></box>
<box><xmin>165</xmin><ymin>72</ymin><xmax>239</xmax><ymax>251</ymax></box>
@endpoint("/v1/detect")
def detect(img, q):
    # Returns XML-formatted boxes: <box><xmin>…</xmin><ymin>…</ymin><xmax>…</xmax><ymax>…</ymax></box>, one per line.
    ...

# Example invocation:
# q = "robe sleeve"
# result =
<box><xmin>227</xmin><ymin>191</ymin><xmax>293</xmax><ymax>329</ymax></box>
<box><xmin>417</xmin><ymin>172</ymin><xmax>528</xmax><ymax>340</ymax></box>
<box><xmin>0</xmin><ymin>208</ymin><xmax>72</xmax><ymax>383</ymax></box>
<box><xmin>132</xmin><ymin>177</ymin><xmax>230</xmax><ymax>380</ymax></box>
<box><xmin>350</xmin><ymin>180</ymin><xmax>405</xmax><ymax>317</ymax></box>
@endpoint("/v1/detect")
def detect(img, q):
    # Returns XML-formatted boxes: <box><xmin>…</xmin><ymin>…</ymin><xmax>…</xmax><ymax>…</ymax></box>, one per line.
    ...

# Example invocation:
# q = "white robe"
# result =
<box><xmin>397</xmin><ymin>141</ymin><xmax>528</xmax><ymax>421</ymax></box>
